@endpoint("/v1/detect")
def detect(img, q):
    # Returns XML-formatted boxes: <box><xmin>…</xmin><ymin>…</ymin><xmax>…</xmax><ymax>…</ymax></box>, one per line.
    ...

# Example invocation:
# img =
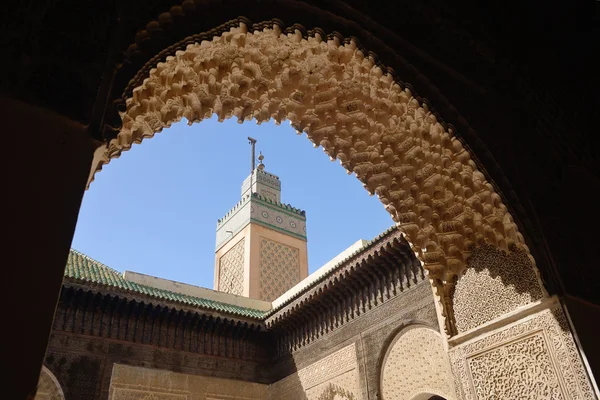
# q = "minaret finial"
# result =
<box><xmin>248</xmin><ymin>137</ymin><xmax>257</xmax><ymax>173</ymax></box>
<box><xmin>257</xmin><ymin>152</ymin><xmax>265</xmax><ymax>170</ymax></box>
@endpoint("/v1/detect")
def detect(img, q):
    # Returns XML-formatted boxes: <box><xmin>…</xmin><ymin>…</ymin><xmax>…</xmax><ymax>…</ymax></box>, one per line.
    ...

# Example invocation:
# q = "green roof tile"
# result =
<box><xmin>65</xmin><ymin>249</ymin><xmax>266</xmax><ymax>319</ymax></box>
<box><xmin>65</xmin><ymin>225</ymin><xmax>399</xmax><ymax>321</ymax></box>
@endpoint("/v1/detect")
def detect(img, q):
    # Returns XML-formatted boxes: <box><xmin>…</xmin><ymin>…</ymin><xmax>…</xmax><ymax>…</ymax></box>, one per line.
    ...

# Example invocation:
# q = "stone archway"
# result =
<box><xmin>87</xmin><ymin>22</ymin><xmax>540</xmax><ymax>336</ymax></box>
<box><xmin>34</xmin><ymin>366</ymin><xmax>64</xmax><ymax>400</ymax></box>
<box><xmin>380</xmin><ymin>326</ymin><xmax>456</xmax><ymax>400</ymax></box>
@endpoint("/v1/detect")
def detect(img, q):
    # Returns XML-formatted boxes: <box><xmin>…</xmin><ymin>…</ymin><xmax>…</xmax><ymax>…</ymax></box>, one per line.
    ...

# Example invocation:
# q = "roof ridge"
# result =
<box><xmin>66</xmin><ymin>225</ymin><xmax>400</xmax><ymax>320</ymax></box>
<box><xmin>66</xmin><ymin>249</ymin><xmax>267</xmax><ymax>319</ymax></box>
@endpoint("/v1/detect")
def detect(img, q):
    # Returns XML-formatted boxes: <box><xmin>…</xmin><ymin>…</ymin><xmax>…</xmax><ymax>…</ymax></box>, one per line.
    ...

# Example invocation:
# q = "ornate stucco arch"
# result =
<box><xmin>89</xmin><ymin>22</ymin><xmax>536</xmax><ymax>335</ymax></box>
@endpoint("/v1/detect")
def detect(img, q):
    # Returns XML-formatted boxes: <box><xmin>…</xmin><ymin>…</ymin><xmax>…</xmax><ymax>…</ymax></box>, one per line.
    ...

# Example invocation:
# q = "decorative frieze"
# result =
<box><xmin>250</xmin><ymin>196</ymin><xmax>306</xmax><ymax>241</ymax></box>
<box><xmin>216</xmin><ymin>194</ymin><xmax>306</xmax><ymax>251</ymax></box>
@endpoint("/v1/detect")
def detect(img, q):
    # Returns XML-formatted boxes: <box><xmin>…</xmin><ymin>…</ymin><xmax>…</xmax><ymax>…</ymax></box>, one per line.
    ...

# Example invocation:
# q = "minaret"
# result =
<box><xmin>214</xmin><ymin>138</ymin><xmax>308</xmax><ymax>301</ymax></box>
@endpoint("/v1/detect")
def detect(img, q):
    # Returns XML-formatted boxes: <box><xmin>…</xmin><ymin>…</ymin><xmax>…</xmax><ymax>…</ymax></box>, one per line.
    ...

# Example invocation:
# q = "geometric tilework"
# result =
<box><xmin>218</xmin><ymin>238</ymin><xmax>245</xmax><ymax>296</ymax></box>
<box><xmin>259</xmin><ymin>238</ymin><xmax>300</xmax><ymax>301</ymax></box>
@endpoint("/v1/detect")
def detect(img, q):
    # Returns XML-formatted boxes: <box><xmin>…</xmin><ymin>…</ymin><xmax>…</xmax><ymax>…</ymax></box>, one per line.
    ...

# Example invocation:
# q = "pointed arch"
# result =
<box><xmin>89</xmin><ymin>22</ymin><xmax>538</xmax><ymax>335</ymax></box>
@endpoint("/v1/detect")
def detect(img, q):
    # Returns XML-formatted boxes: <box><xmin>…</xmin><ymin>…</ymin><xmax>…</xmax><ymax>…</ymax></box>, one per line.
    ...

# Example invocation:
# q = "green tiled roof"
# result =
<box><xmin>65</xmin><ymin>249</ymin><xmax>266</xmax><ymax>319</ymax></box>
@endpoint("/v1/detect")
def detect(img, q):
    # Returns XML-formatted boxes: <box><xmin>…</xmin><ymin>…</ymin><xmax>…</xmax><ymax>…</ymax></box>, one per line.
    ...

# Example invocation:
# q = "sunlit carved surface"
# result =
<box><xmin>449</xmin><ymin>307</ymin><xmax>596</xmax><ymax>400</ymax></box>
<box><xmin>381</xmin><ymin>326</ymin><xmax>456</xmax><ymax>400</ymax></box>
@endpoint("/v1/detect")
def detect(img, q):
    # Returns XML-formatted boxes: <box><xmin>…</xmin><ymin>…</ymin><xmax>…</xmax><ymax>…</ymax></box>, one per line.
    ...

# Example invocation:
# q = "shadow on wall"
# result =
<box><xmin>453</xmin><ymin>244</ymin><xmax>546</xmax><ymax>333</ymax></box>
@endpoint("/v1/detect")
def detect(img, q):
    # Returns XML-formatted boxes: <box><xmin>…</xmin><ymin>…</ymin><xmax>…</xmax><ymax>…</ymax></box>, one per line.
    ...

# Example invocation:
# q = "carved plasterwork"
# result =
<box><xmin>448</xmin><ymin>307</ymin><xmax>596</xmax><ymax>400</ymax></box>
<box><xmin>453</xmin><ymin>244</ymin><xmax>545</xmax><ymax>333</ymax></box>
<box><xmin>259</xmin><ymin>238</ymin><xmax>300</xmax><ymax>301</ymax></box>
<box><xmin>380</xmin><ymin>326</ymin><xmax>456</xmax><ymax>400</ymax></box>
<box><xmin>270</xmin><ymin>343</ymin><xmax>360</xmax><ymax>399</ymax></box>
<box><xmin>469</xmin><ymin>332</ymin><xmax>562</xmax><ymax>399</ymax></box>
<box><xmin>109</xmin><ymin>364</ymin><xmax>268</xmax><ymax>399</ymax></box>
<box><xmin>34</xmin><ymin>367</ymin><xmax>65</xmax><ymax>400</ymax></box>
<box><xmin>218</xmin><ymin>238</ymin><xmax>245</xmax><ymax>295</ymax></box>
<box><xmin>92</xmin><ymin>24</ymin><xmax>535</xmax><ymax>334</ymax></box>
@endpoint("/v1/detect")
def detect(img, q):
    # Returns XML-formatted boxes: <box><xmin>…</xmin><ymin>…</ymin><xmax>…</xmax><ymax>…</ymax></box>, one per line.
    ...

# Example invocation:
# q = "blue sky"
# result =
<box><xmin>72</xmin><ymin>117</ymin><xmax>394</xmax><ymax>289</ymax></box>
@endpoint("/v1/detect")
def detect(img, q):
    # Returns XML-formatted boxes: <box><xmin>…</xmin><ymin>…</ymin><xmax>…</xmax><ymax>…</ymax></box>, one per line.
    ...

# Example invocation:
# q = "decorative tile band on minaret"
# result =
<box><xmin>214</xmin><ymin>139</ymin><xmax>309</xmax><ymax>301</ymax></box>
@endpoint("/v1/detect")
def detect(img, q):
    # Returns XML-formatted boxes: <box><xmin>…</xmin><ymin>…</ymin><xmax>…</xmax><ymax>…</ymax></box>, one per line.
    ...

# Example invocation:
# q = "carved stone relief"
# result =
<box><xmin>89</xmin><ymin>24</ymin><xmax>537</xmax><ymax>335</ymax></box>
<box><xmin>218</xmin><ymin>238</ymin><xmax>245</xmax><ymax>295</ymax></box>
<box><xmin>380</xmin><ymin>326</ymin><xmax>456</xmax><ymax>400</ymax></box>
<box><xmin>35</xmin><ymin>366</ymin><xmax>65</xmax><ymax>400</ymax></box>
<box><xmin>259</xmin><ymin>238</ymin><xmax>300</xmax><ymax>301</ymax></box>
<box><xmin>453</xmin><ymin>245</ymin><xmax>545</xmax><ymax>333</ymax></box>
<box><xmin>270</xmin><ymin>343</ymin><xmax>360</xmax><ymax>399</ymax></box>
<box><xmin>448</xmin><ymin>306</ymin><xmax>596</xmax><ymax>400</ymax></box>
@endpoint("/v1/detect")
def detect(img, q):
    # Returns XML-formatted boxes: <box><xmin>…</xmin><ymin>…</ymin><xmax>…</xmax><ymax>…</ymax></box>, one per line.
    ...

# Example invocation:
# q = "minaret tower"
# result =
<box><xmin>214</xmin><ymin>138</ymin><xmax>308</xmax><ymax>301</ymax></box>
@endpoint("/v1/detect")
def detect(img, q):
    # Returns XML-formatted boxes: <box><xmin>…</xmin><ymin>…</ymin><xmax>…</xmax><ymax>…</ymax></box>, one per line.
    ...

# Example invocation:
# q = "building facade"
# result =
<box><xmin>35</xmin><ymin>157</ymin><xmax>598</xmax><ymax>399</ymax></box>
<box><xmin>40</xmin><ymin>227</ymin><xmax>446</xmax><ymax>400</ymax></box>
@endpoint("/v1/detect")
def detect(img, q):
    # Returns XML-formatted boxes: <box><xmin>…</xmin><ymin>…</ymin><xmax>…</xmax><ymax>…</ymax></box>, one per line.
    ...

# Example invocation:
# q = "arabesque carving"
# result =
<box><xmin>453</xmin><ymin>244</ymin><xmax>545</xmax><ymax>333</ymax></box>
<box><xmin>91</xmin><ymin>23</ymin><xmax>533</xmax><ymax>335</ymax></box>
<box><xmin>448</xmin><ymin>306</ymin><xmax>596</xmax><ymax>400</ymax></box>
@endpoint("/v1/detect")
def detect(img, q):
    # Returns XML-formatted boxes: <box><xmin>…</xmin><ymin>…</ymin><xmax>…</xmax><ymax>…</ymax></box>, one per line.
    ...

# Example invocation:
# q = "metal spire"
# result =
<box><xmin>248</xmin><ymin>136</ymin><xmax>257</xmax><ymax>173</ymax></box>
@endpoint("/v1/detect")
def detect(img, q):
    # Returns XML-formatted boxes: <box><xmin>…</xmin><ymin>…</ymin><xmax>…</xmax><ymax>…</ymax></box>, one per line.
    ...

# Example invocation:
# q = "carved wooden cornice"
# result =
<box><xmin>265</xmin><ymin>230</ymin><xmax>427</xmax><ymax>352</ymax></box>
<box><xmin>56</xmin><ymin>284</ymin><xmax>270</xmax><ymax>362</ymax></box>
